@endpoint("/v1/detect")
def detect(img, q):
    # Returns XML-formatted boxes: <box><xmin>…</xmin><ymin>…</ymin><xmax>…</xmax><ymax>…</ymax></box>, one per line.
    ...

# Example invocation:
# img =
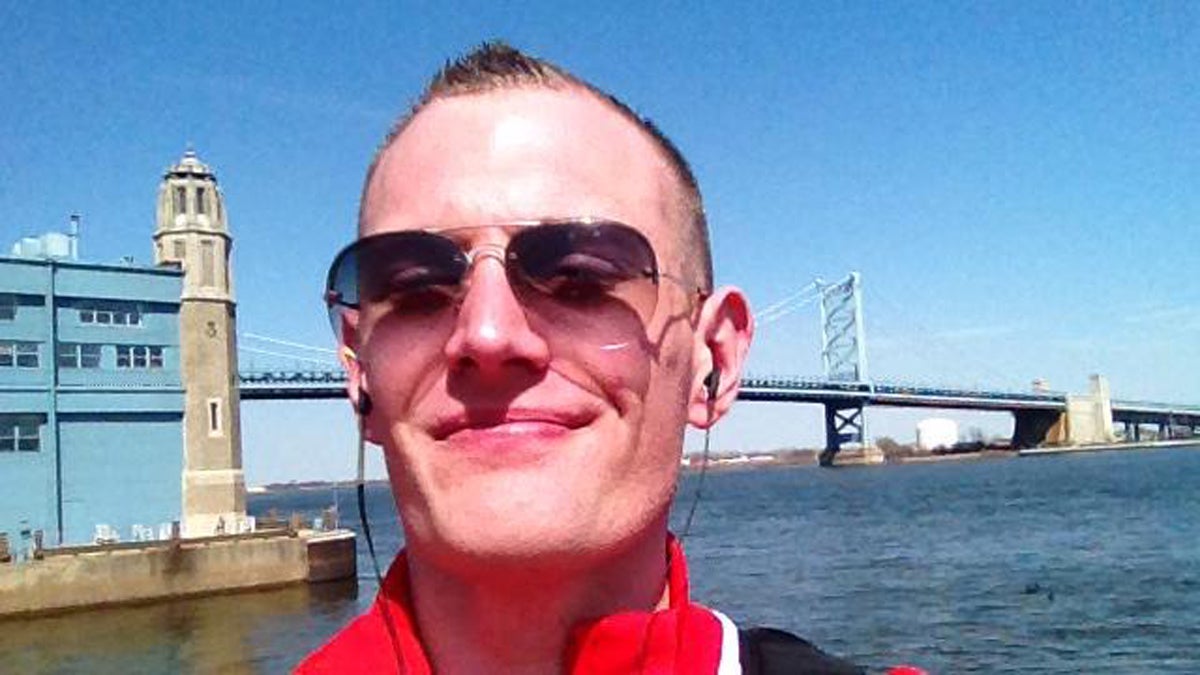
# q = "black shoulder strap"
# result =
<box><xmin>738</xmin><ymin>627</ymin><xmax>866</xmax><ymax>675</ymax></box>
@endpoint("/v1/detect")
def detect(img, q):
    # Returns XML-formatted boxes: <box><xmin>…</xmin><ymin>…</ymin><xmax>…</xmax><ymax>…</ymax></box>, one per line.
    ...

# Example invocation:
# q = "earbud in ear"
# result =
<box><xmin>356</xmin><ymin>388</ymin><xmax>373</xmax><ymax>417</ymax></box>
<box><xmin>703</xmin><ymin>369</ymin><xmax>721</xmax><ymax>402</ymax></box>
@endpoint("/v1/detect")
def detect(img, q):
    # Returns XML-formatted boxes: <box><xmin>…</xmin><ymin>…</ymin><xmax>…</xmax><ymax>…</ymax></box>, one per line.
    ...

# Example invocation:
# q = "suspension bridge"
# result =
<box><xmin>237</xmin><ymin>274</ymin><xmax>1200</xmax><ymax>464</ymax></box>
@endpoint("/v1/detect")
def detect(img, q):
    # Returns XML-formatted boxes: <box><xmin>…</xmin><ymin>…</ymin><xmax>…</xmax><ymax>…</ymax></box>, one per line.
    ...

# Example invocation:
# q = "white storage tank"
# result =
<box><xmin>40</xmin><ymin>232</ymin><xmax>72</xmax><ymax>259</ymax></box>
<box><xmin>916</xmin><ymin>418</ymin><xmax>958</xmax><ymax>451</ymax></box>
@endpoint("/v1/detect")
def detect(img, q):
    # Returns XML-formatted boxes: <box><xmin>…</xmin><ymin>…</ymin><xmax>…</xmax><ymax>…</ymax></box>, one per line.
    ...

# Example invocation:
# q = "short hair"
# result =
<box><xmin>360</xmin><ymin>41</ymin><xmax>713</xmax><ymax>289</ymax></box>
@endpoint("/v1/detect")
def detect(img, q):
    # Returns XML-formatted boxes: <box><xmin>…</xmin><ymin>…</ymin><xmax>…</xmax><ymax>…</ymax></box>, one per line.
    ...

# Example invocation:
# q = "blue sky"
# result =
<box><xmin>3</xmin><ymin>3</ymin><xmax>1196</xmax><ymax>483</ymax></box>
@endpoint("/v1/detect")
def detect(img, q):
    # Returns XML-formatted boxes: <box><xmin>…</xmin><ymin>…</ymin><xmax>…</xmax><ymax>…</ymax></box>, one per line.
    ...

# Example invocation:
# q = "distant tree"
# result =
<box><xmin>876</xmin><ymin>436</ymin><xmax>911</xmax><ymax>458</ymax></box>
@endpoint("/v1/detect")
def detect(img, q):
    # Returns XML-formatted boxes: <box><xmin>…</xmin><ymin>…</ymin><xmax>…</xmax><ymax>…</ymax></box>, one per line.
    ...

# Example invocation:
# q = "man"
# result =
<box><xmin>300</xmin><ymin>42</ymin><xmax>864</xmax><ymax>674</ymax></box>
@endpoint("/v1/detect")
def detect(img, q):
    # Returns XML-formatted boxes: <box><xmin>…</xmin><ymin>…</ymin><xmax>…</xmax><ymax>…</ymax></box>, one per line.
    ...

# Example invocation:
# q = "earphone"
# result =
<box><xmin>682</xmin><ymin>366</ymin><xmax>721</xmax><ymax>542</ymax></box>
<box><xmin>704</xmin><ymin>368</ymin><xmax>720</xmax><ymax>403</ymax></box>
<box><xmin>357</xmin><ymin>388</ymin><xmax>373</xmax><ymax>417</ymax></box>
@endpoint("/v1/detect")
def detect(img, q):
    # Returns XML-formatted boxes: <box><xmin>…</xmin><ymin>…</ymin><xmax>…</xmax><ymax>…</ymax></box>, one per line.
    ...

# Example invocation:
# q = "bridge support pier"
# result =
<box><xmin>1159</xmin><ymin>421</ymin><xmax>1171</xmax><ymax>441</ymax></box>
<box><xmin>821</xmin><ymin>403</ymin><xmax>865</xmax><ymax>466</ymax></box>
<box><xmin>1126</xmin><ymin>421</ymin><xmax>1142</xmax><ymax>442</ymax></box>
<box><xmin>1012</xmin><ymin>409</ymin><xmax>1060</xmax><ymax>449</ymax></box>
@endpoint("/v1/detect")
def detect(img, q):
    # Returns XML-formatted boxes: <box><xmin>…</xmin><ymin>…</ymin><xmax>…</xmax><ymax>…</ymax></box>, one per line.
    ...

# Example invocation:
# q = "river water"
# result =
<box><xmin>1</xmin><ymin>445</ymin><xmax>1197</xmax><ymax>673</ymax></box>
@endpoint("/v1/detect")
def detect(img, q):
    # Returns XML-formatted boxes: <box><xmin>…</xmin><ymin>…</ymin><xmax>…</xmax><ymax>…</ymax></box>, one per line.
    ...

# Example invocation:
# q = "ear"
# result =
<box><xmin>688</xmin><ymin>286</ymin><xmax>754</xmax><ymax>428</ymax></box>
<box><xmin>337</xmin><ymin>311</ymin><xmax>380</xmax><ymax>444</ymax></box>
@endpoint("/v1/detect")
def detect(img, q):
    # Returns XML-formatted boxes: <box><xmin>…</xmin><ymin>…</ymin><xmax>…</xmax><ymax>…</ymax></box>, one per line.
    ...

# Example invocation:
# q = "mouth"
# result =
<box><xmin>429</xmin><ymin>407</ymin><xmax>595</xmax><ymax>442</ymax></box>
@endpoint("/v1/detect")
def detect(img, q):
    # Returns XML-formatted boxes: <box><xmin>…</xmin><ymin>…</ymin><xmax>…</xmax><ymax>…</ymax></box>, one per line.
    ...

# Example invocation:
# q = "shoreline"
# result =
<box><xmin>246</xmin><ymin>440</ymin><xmax>1200</xmax><ymax>490</ymax></box>
<box><xmin>1017</xmin><ymin>438</ymin><xmax>1198</xmax><ymax>457</ymax></box>
<box><xmin>679</xmin><ymin>438</ymin><xmax>1196</xmax><ymax>473</ymax></box>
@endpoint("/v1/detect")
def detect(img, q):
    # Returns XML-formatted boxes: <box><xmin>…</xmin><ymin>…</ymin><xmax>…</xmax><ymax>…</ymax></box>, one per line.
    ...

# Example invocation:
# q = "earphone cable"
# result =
<box><xmin>357</xmin><ymin>420</ymin><xmax>406</xmax><ymax>673</ymax></box>
<box><xmin>680</xmin><ymin>413</ymin><xmax>713</xmax><ymax>541</ymax></box>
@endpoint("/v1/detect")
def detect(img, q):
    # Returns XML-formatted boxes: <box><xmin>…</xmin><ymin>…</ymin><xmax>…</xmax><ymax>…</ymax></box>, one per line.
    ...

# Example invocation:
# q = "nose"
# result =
<box><xmin>442</xmin><ymin>253</ymin><xmax>551</xmax><ymax>381</ymax></box>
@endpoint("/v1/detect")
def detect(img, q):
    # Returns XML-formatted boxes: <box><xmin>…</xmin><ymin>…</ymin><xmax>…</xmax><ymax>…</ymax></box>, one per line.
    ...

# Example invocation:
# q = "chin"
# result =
<box><xmin>410</xmin><ymin>490</ymin><xmax>667</xmax><ymax>577</ymax></box>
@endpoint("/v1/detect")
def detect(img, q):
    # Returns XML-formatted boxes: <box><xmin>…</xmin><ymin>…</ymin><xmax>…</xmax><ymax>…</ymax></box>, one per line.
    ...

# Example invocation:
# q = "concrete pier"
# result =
<box><xmin>0</xmin><ymin>529</ymin><xmax>355</xmax><ymax>618</ymax></box>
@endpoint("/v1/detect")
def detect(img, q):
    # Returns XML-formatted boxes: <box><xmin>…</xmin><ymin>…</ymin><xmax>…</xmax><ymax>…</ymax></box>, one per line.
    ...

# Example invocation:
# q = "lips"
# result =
<box><xmin>428</xmin><ymin>406</ymin><xmax>595</xmax><ymax>442</ymax></box>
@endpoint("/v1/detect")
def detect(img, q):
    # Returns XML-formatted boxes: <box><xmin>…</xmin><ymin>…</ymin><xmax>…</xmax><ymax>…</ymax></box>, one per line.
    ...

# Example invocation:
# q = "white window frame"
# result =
<box><xmin>79</xmin><ymin>303</ymin><xmax>142</xmax><ymax>327</ymax></box>
<box><xmin>57</xmin><ymin>343</ymin><xmax>79</xmax><ymax>368</ymax></box>
<box><xmin>0</xmin><ymin>342</ymin><xmax>39</xmax><ymax>369</ymax></box>
<box><xmin>57</xmin><ymin>343</ymin><xmax>101</xmax><ymax>369</ymax></box>
<box><xmin>115</xmin><ymin>345</ymin><xmax>164</xmax><ymax>370</ymax></box>
<box><xmin>0</xmin><ymin>415</ymin><xmax>41</xmax><ymax>452</ymax></box>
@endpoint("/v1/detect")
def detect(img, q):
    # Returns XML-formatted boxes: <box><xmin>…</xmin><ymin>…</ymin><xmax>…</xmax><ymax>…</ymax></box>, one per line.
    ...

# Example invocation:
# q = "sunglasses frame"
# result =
<box><xmin>323</xmin><ymin>218</ymin><xmax>705</xmax><ymax>327</ymax></box>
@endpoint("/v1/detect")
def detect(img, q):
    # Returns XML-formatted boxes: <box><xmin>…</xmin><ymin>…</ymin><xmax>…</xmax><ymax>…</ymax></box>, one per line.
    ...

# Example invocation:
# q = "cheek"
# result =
<box><xmin>357</xmin><ymin>312</ymin><xmax>452</xmax><ymax>425</ymax></box>
<box><xmin>560</xmin><ymin>338</ymin><xmax>655</xmax><ymax>418</ymax></box>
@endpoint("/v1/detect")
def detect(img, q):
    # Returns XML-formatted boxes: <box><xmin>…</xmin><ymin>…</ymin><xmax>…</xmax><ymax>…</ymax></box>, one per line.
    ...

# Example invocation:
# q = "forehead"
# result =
<box><xmin>361</xmin><ymin>88</ymin><xmax>683</xmax><ymax>254</ymax></box>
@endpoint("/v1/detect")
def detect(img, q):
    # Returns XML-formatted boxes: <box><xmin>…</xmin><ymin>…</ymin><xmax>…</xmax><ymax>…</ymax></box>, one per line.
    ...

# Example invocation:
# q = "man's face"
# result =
<box><xmin>350</xmin><ymin>87</ymin><xmax>701</xmax><ymax>570</ymax></box>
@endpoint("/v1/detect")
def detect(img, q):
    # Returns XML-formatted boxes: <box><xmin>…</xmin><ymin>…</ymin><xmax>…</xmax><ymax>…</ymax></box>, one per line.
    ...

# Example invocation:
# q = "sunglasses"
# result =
<box><xmin>325</xmin><ymin>219</ymin><xmax>702</xmax><ymax>348</ymax></box>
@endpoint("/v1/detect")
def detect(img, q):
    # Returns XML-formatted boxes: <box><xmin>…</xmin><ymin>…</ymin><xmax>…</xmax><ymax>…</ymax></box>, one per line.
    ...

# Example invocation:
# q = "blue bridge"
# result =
<box><xmin>238</xmin><ymin>274</ymin><xmax>1200</xmax><ymax>464</ymax></box>
<box><xmin>238</xmin><ymin>369</ymin><xmax>1200</xmax><ymax>462</ymax></box>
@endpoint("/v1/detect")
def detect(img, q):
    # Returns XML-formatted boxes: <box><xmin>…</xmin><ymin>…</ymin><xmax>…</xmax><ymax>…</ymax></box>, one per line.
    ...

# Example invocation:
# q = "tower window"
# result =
<box><xmin>196</xmin><ymin>186</ymin><xmax>207</xmax><ymax>215</ymax></box>
<box><xmin>173</xmin><ymin>240</ymin><xmax>186</xmax><ymax>260</ymax></box>
<box><xmin>174</xmin><ymin>185</ymin><xmax>187</xmax><ymax>214</ymax></box>
<box><xmin>207</xmin><ymin>398</ymin><xmax>224</xmax><ymax>437</ymax></box>
<box><xmin>0</xmin><ymin>294</ymin><xmax>15</xmax><ymax>321</ymax></box>
<box><xmin>201</xmin><ymin>240</ymin><xmax>215</xmax><ymax>286</ymax></box>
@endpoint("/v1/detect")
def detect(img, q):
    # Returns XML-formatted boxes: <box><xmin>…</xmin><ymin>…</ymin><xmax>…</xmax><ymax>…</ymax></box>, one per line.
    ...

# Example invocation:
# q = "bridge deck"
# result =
<box><xmin>236</xmin><ymin>370</ymin><xmax>1200</xmax><ymax>426</ymax></box>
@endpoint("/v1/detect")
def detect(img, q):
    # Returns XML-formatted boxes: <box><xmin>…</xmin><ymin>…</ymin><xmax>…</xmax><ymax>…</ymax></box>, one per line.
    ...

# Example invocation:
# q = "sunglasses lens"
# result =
<box><xmin>509</xmin><ymin>222</ymin><xmax>659</xmax><ymax>329</ymax></box>
<box><xmin>356</xmin><ymin>233</ymin><xmax>465</xmax><ymax>306</ymax></box>
<box><xmin>327</xmin><ymin>232</ymin><xmax>466</xmax><ymax>329</ymax></box>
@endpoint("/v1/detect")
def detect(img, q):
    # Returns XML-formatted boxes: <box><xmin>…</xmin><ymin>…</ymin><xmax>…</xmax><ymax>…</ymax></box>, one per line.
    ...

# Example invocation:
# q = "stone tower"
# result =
<box><xmin>154</xmin><ymin>149</ymin><xmax>246</xmax><ymax>537</ymax></box>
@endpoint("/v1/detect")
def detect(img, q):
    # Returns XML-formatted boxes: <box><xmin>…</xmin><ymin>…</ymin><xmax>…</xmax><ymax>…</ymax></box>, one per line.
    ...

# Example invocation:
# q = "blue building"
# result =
<box><xmin>1</xmin><ymin>229</ymin><xmax>185</xmax><ymax>547</ymax></box>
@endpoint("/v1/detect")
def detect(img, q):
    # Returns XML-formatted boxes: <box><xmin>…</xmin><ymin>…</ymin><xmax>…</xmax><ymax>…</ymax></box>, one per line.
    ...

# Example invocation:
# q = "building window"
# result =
<box><xmin>115</xmin><ymin>345</ymin><xmax>164</xmax><ymax>369</ymax></box>
<box><xmin>196</xmin><ymin>186</ymin><xmax>207</xmax><ymax>215</ymax></box>
<box><xmin>79</xmin><ymin>303</ymin><xmax>141</xmax><ymax>327</ymax></box>
<box><xmin>0</xmin><ymin>415</ymin><xmax>42</xmax><ymax>452</ymax></box>
<box><xmin>207</xmin><ymin>398</ymin><xmax>223</xmax><ymax>437</ymax></box>
<box><xmin>174</xmin><ymin>185</ymin><xmax>187</xmax><ymax>214</ymax></box>
<box><xmin>201</xmin><ymin>240</ymin><xmax>215</xmax><ymax>286</ymax></box>
<box><xmin>0</xmin><ymin>294</ymin><xmax>14</xmax><ymax>321</ymax></box>
<box><xmin>0</xmin><ymin>342</ymin><xmax>39</xmax><ymax>369</ymax></box>
<box><xmin>57</xmin><ymin>343</ymin><xmax>102</xmax><ymax>369</ymax></box>
<box><xmin>173</xmin><ymin>240</ymin><xmax>186</xmax><ymax>261</ymax></box>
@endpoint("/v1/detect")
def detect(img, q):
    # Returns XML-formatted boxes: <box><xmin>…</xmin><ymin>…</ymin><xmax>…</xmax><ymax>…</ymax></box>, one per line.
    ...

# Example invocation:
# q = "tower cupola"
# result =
<box><xmin>154</xmin><ymin>148</ymin><xmax>233</xmax><ymax>301</ymax></box>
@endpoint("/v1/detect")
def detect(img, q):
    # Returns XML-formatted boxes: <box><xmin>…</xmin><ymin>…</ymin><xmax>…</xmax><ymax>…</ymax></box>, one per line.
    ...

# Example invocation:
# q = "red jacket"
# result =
<box><xmin>295</xmin><ymin>537</ymin><xmax>737</xmax><ymax>674</ymax></box>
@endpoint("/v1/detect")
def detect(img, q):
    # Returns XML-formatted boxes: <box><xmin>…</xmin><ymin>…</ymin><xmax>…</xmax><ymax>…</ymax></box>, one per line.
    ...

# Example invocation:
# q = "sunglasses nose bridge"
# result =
<box><xmin>463</xmin><ymin>243</ymin><xmax>507</xmax><ymax>269</ymax></box>
<box><xmin>460</xmin><ymin>243</ymin><xmax>512</xmax><ymax>291</ymax></box>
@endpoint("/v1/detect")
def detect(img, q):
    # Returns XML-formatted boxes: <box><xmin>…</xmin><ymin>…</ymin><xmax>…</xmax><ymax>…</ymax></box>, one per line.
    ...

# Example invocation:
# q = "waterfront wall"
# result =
<box><xmin>0</xmin><ymin>529</ymin><xmax>354</xmax><ymax>618</ymax></box>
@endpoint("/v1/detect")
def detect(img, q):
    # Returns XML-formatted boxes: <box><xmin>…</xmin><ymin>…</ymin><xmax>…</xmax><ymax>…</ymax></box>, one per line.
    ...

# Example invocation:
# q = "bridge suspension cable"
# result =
<box><xmin>242</xmin><ymin>332</ymin><xmax>337</xmax><ymax>354</ymax></box>
<box><xmin>239</xmin><ymin>332</ymin><xmax>339</xmax><ymax>371</ymax></box>
<box><xmin>239</xmin><ymin>345</ymin><xmax>338</xmax><ymax>366</ymax></box>
<box><xmin>754</xmin><ymin>281</ymin><xmax>822</xmax><ymax>328</ymax></box>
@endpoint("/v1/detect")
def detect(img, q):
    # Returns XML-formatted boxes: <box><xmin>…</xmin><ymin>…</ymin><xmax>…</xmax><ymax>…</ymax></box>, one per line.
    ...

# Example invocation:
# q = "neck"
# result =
<box><xmin>406</xmin><ymin>521</ymin><xmax>671</xmax><ymax>675</ymax></box>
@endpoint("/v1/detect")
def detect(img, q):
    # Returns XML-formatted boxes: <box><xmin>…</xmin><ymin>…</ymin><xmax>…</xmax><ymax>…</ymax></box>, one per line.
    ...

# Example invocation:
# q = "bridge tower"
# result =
<box><xmin>154</xmin><ymin>149</ymin><xmax>246</xmax><ymax>537</ymax></box>
<box><xmin>817</xmin><ymin>273</ymin><xmax>879</xmax><ymax>465</ymax></box>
